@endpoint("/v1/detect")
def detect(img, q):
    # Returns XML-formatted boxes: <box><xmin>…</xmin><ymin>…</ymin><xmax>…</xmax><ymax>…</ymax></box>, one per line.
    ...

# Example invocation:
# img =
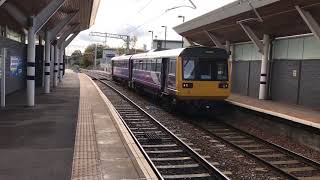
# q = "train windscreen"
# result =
<box><xmin>183</xmin><ymin>58</ymin><xmax>228</xmax><ymax>81</ymax></box>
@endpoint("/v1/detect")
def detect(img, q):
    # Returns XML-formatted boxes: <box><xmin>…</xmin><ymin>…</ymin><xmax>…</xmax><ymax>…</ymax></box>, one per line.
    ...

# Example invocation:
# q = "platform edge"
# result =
<box><xmin>226</xmin><ymin>99</ymin><xmax>320</xmax><ymax>130</ymax></box>
<box><xmin>84</xmin><ymin>74</ymin><xmax>158</xmax><ymax>180</ymax></box>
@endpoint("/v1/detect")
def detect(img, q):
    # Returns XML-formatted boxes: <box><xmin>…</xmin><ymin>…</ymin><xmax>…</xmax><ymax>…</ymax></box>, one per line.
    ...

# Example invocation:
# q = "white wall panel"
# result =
<box><xmin>287</xmin><ymin>37</ymin><xmax>304</xmax><ymax>60</ymax></box>
<box><xmin>273</xmin><ymin>39</ymin><xmax>288</xmax><ymax>59</ymax></box>
<box><xmin>242</xmin><ymin>43</ymin><xmax>253</xmax><ymax>60</ymax></box>
<box><xmin>303</xmin><ymin>36</ymin><xmax>320</xmax><ymax>59</ymax></box>
<box><xmin>234</xmin><ymin>44</ymin><xmax>243</xmax><ymax>60</ymax></box>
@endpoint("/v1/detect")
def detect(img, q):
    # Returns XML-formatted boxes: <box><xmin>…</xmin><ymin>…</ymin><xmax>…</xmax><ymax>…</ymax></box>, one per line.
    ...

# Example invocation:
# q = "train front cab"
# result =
<box><xmin>173</xmin><ymin>48</ymin><xmax>231</xmax><ymax>110</ymax></box>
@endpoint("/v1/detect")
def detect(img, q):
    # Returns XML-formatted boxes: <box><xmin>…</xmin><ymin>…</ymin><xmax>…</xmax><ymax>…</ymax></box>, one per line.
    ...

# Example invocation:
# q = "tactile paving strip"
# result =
<box><xmin>71</xmin><ymin>97</ymin><xmax>103</xmax><ymax>180</ymax></box>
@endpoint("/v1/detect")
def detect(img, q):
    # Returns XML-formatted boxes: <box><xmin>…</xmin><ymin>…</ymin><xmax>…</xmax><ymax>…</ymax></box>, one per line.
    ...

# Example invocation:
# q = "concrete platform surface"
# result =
<box><xmin>0</xmin><ymin>70</ymin><xmax>80</xmax><ymax>180</ymax></box>
<box><xmin>71</xmin><ymin>73</ymin><xmax>157</xmax><ymax>180</ymax></box>
<box><xmin>227</xmin><ymin>94</ymin><xmax>320</xmax><ymax>129</ymax></box>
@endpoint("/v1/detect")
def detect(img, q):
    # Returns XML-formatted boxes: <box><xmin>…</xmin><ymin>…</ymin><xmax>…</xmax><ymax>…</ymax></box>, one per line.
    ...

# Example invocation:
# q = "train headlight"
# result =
<box><xmin>182</xmin><ymin>83</ymin><xmax>193</xmax><ymax>88</ymax></box>
<box><xmin>219</xmin><ymin>82</ymin><xmax>229</xmax><ymax>89</ymax></box>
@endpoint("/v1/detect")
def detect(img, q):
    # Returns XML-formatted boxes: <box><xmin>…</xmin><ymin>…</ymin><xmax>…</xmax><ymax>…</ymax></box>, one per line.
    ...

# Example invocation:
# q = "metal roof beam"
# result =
<box><xmin>0</xmin><ymin>0</ymin><xmax>6</xmax><ymax>7</ymax></box>
<box><xmin>64</xmin><ymin>32</ymin><xmax>80</xmax><ymax>47</ymax></box>
<box><xmin>204</xmin><ymin>30</ymin><xmax>224</xmax><ymax>48</ymax></box>
<box><xmin>184</xmin><ymin>37</ymin><xmax>195</xmax><ymax>46</ymax></box>
<box><xmin>34</xmin><ymin>0</ymin><xmax>66</xmax><ymax>33</ymax></box>
<box><xmin>3</xmin><ymin>3</ymin><xmax>28</xmax><ymax>27</ymax></box>
<box><xmin>296</xmin><ymin>5</ymin><xmax>320</xmax><ymax>41</ymax></box>
<box><xmin>238</xmin><ymin>22</ymin><xmax>264</xmax><ymax>54</ymax></box>
<box><xmin>48</xmin><ymin>11</ymin><xmax>78</xmax><ymax>41</ymax></box>
<box><xmin>57</xmin><ymin>24</ymin><xmax>80</xmax><ymax>47</ymax></box>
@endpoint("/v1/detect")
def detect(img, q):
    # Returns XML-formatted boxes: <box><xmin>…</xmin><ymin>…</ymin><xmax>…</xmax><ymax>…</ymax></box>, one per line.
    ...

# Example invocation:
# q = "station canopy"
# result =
<box><xmin>174</xmin><ymin>0</ymin><xmax>320</xmax><ymax>46</ymax></box>
<box><xmin>0</xmin><ymin>0</ymin><xmax>100</xmax><ymax>36</ymax></box>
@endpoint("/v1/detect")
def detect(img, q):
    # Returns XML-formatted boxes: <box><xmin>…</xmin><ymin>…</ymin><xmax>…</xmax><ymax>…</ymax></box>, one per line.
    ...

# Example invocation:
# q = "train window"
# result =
<box><xmin>197</xmin><ymin>60</ymin><xmax>212</xmax><ymax>80</ymax></box>
<box><xmin>216</xmin><ymin>62</ymin><xmax>228</xmax><ymax>80</ymax></box>
<box><xmin>144</xmin><ymin>60</ymin><xmax>147</xmax><ymax>70</ymax></box>
<box><xmin>146</xmin><ymin>60</ymin><xmax>149</xmax><ymax>70</ymax></box>
<box><xmin>183</xmin><ymin>58</ymin><xmax>228</xmax><ymax>81</ymax></box>
<box><xmin>156</xmin><ymin>59</ymin><xmax>162</xmax><ymax>72</ymax></box>
<box><xmin>183</xmin><ymin>59</ymin><xmax>195</xmax><ymax>80</ymax></box>
<box><xmin>151</xmin><ymin>59</ymin><xmax>156</xmax><ymax>71</ymax></box>
<box><xmin>147</xmin><ymin>60</ymin><xmax>152</xmax><ymax>71</ymax></box>
<box><xmin>133</xmin><ymin>61</ymin><xmax>137</xmax><ymax>69</ymax></box>
<box><xmin>169</xmin><ymin>59</ymin><xmax>176</xmax><ymax>75</ymax></box>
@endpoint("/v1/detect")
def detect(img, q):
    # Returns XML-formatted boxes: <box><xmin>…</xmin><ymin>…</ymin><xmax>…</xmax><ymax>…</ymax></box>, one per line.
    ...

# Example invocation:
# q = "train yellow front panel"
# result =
<box><xmin>175</xmin><ymin>57</ymin><xmax>231</xmax><ymax>100</ymax></box>
<box><xmin>176</xmin><ymin>81</ymin><xmax>230</xmax><ymax>99</ymax></box>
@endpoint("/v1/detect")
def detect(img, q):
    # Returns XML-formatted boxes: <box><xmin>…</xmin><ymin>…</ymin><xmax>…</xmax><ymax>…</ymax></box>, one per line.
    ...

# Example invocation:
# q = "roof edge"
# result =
<box><xmin>89</xmin><ymin>0</ymin><xmax>101</xmax><ymax>27</ymax></box>
<box><xmin>173</xmin><ymin>0</ymin><xmax>280</xmax><ymax>35</ymax></box>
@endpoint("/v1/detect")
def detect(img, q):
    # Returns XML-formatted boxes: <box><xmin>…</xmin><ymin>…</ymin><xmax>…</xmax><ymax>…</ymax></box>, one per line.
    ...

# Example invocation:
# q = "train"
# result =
<box><xmin>111</xmin><ymin>46</ymin><xmax>231</xmax><ymax>111</ymax></box>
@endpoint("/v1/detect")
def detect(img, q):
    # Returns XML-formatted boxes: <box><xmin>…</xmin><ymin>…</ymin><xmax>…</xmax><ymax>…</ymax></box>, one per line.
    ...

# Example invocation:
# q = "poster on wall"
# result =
<box><xmin>10</xmin><ymin>56</ymin><xmax>22</xmax><ymax>77</ymax></box>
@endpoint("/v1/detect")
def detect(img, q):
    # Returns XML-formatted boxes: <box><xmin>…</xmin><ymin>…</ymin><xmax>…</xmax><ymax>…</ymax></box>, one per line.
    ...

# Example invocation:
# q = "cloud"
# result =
<box><xmin>66</xmin><ymin>0</ymin><xmax>237</xmax><ymax>55</ymax></box>
<box><xmin>78</xmin><ymin>31</ymin><xmax>91</xmax><ymax>42</ymax></box>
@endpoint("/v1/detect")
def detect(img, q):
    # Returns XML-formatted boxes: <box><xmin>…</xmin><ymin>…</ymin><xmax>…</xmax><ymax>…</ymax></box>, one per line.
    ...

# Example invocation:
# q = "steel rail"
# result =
<box><xmin>193</xmin><ymin>121</ymin><xmax>320</xmax><ymax>180</ymax></box>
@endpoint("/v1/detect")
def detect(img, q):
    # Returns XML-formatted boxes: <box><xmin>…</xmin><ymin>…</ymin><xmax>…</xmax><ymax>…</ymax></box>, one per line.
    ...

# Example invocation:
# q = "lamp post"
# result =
<box><xmin>161</xmin><ymin>26</ymin><xmax>167</xmax><ymax>49</ymax></box>
<box><xmin>148</xmin><ymin>30</ymin><xmax>154</xmax><ymax>49</ymax></box>
<box><xmin>94</xmin><ymin>43</ymin><xmax>97</xmax><ymax>69</ymax></box>
<box><xmin>178</xmin><ymin>15</ymin><xmax>185</xmax><ymax>47</ymax></box>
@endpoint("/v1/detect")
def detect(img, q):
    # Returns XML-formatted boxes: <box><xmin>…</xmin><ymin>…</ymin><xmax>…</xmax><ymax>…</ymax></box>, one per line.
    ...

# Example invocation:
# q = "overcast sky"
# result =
<box><xmin>66</xmin><ymin>0</ymin><xmax>236</xmax><ymax>55</ymax></box>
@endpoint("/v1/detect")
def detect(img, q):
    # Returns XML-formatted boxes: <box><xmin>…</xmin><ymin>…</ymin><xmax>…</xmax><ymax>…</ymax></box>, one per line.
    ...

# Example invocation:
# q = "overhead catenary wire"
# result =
<box><xmin>126</xmin><ymin>0</ymin><xmax>197</xmax><ymax>35</ymax></box>
<box><xmin>137</xmin><ymin>0</ymin><xmax>153</xmax><ymax>14</ymax></box>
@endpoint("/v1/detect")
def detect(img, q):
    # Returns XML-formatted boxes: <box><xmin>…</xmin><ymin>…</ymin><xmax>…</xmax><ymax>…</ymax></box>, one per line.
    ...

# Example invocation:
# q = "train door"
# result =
<box><xmin>161</xmin><ymin>58</ymin><xmax>169</xmax><ymax>93</ymax></box>
<box><xmin>111</xmin><ymin>60</ymin><xmax>114</xmax><ymax>75</ymax></box>
<box><xmin>128</xmin><ymin>59</ymin><xmax>133</xmax><ymax>87</ymax></box>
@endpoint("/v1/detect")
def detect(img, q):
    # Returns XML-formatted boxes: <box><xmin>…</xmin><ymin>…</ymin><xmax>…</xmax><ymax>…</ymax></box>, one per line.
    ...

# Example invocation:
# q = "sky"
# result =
<box><xmin>66</xmin><ymin>0</ymin><xmax>236</xmax><ymax>55</ymax></box>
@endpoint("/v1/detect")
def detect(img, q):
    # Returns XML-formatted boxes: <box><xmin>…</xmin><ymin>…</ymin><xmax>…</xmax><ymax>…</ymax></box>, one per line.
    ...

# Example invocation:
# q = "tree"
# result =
<box><xmin>81</xmin><ymin>44</ymin><xmax>108</xmax><ymax>68</ymax></box>
<box><xmin>130</xmin><ymin>36</ymin><xmax>138</xmax><ymax>50</ymax></box>
<box><xmin>70</xmin><ymin>50</ymin><xmax>82</xmax><ymax>66</ymax></box>
<box><xmin>118</xmin><ymin>36</ymin><xmax>142</xmax><ymax>55</ymax></box>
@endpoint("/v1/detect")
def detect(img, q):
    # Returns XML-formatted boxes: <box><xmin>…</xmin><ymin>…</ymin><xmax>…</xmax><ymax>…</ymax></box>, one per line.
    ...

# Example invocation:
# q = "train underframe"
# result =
<box><xmin>112</xmin><ymin>75</ymin><xmax>229</xmax><ymax>114</ymax></box>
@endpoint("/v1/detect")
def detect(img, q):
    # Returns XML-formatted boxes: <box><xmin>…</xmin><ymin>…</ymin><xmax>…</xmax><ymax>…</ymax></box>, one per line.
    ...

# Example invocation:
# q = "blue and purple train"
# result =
<box><xmin>111</xmin><ymin>46</ymin><xmax>231</xmax><ymax>109</ymax></box>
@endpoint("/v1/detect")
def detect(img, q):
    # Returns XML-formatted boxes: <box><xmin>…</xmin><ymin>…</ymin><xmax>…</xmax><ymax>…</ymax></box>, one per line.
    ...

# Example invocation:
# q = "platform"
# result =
<box><xmin>0</xmin><ymin>70</ymin><xmax>80</xmax><ymax>180</ymax></box>
<box><xmin>0</xmin><ymin>70</ymin><xmax>156</xmax><ymax>180</ymax></box>
<box><xmin>227</xmin><ymin>94</ymin><xmax>320</xmax><ymax>130</ymax></box>
<box><xmin>72</xmin><ymin>73</ymin><xmax>156</xmax><ymax>180</ymax></box>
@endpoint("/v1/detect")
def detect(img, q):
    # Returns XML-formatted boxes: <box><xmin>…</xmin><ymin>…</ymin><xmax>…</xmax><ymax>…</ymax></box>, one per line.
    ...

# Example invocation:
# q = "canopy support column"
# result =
<box><xmin>259</xmin><ymin>34</ymin><xmax>270</xmax><ymax>100</ymax></box>
<box><xmin>44</xmin><ymin>32</ymin><xmax>51</xmax><ymax>94</ymax></box>
<box><xmin>27</xmin><ymin>19</ymin><xmax>36</xmax><ymax>106</ymax></box>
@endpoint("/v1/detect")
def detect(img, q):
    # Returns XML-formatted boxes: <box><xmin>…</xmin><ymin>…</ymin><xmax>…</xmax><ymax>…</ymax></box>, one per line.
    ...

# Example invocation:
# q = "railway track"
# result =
<box><xmin>193</xmin><ymin>121</ymin><xmax>320</xmax><ymax>180</ymax></box>
<box><xmin>85</xmin><ymin>71</ymin><xmax>229</xmax><ymax>180</ymax></box>
<box><xmin>85</xmin><ymin>70</ymin><xmax>320</xmax><ymax>179</ymax></box>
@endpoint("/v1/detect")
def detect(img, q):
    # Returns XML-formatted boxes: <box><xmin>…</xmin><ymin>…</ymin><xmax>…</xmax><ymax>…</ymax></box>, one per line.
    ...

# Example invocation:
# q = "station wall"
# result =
<box><xmin>231</xmin><ymin>35</ymin><xmax>320</xmax><ymax>108</ymax></box>
<box><xmin>0</xmin><ymin>36</ymin><xmax>27</xmax><ymax>96</ymax></box>
<box><xmin>271</xmin><ymin>35</ymin><xmax>320</xmax><ymax>108</ymax></box>
<box><xmin>231</xmin><ymin>42</ymin><xmax>262</xmax><ymax>98</ymax></box>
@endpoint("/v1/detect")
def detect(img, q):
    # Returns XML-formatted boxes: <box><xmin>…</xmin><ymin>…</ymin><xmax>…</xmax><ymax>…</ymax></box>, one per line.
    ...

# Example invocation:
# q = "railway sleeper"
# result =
<box><xmin>162</xmin><ymin>173</ymin><xmax>211</xmax><ymax>179</ymax></box>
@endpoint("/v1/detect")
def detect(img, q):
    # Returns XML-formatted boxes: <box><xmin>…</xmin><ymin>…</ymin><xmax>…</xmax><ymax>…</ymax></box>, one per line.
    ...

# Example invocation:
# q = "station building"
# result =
<box><xmin>174</xmin><ymin>0</ymin><xmax>320</xmax><ymax>109</ymax></box>
<box><xmin>152</xmin><ymin>39</ymin><xmax>183</xmax><ymax>50</ymax></box>
<box><xmin>0</xmin><ymin>0</ymin><xmax>100</xmax><ymax>106</ymax></box>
